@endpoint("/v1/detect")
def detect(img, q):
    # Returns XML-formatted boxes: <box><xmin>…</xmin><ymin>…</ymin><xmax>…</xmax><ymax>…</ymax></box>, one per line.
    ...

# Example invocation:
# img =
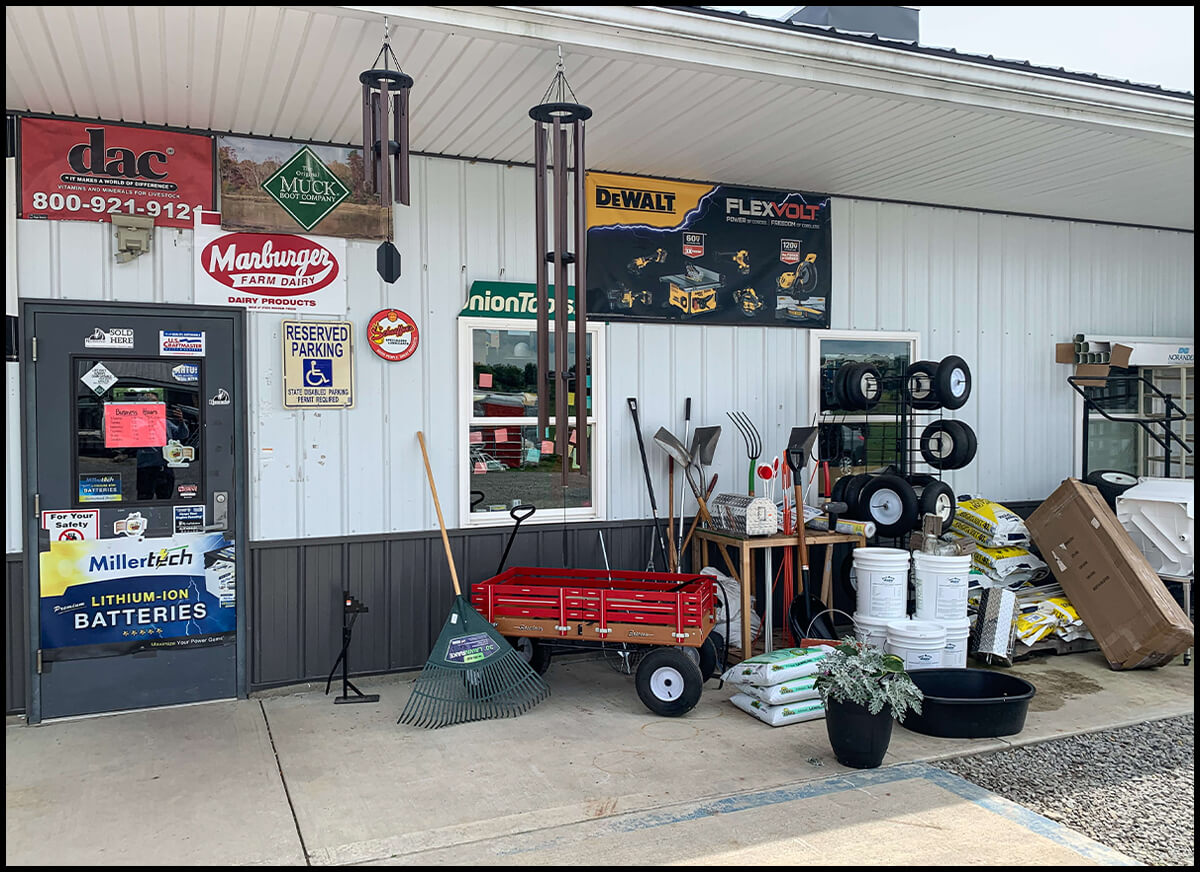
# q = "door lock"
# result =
<box><xmin>202</xmin><ymin>491</ymin><xmax>229</xmax><ymax>532</ymax></box>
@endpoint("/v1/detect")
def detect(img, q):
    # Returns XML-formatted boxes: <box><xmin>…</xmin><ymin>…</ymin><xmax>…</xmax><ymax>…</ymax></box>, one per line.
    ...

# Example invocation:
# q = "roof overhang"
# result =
<box><xmin>5</xmin><ymin>4</ymin><xmax>1194</xmax><ymax>229</ymax></box>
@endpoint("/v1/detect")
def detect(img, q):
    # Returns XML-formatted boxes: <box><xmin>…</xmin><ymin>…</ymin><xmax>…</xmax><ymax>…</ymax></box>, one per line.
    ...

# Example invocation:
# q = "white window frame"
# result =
<box><xmin>458</xmin><ymin>316</ymin><xmax>607</xmax><ymax>527</ymax></box>
<box><xmin>807</xmin><ymin>329</ymin><xmax>921</xmax><ymax>423</ymax></box>
<box><xmin>805</xmin><ymin>330</ymin><xmax>921</xmax><ymax>481</ymax></box>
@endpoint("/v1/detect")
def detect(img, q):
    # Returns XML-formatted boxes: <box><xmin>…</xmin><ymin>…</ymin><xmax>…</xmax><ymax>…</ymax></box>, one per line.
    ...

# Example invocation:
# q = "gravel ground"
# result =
<box><xmin>936</xmin><ymin>715</ymin><xmax>1194</xmax><ymax>866</ymax></box>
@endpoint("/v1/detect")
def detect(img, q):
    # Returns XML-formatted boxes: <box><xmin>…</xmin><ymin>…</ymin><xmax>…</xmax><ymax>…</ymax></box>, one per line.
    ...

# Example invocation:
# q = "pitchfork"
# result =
<box><xmin>727</xmin><ymin>411</ymin><xmax>763</xmax><ymax>495</ymax></box>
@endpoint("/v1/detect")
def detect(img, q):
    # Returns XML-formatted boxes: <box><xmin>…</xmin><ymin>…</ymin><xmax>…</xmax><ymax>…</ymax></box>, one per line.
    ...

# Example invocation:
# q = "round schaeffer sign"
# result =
<box><xmin>366</xmin><ymin>309</ymin><xmax>419</xmax><ymax>361</ymax></box>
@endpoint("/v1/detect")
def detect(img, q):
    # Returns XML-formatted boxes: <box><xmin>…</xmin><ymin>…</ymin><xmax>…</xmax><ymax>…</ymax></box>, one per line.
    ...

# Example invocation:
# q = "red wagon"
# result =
<box><xmin>471</xmin><ymin>567</ymin><xmax>721</xmax><ymax>716</ymax></box>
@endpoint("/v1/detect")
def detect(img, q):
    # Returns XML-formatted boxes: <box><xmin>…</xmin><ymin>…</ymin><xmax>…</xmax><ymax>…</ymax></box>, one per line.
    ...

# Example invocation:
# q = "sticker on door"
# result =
<box><xmin>84</xmin><ymin>327</ymin><xmax>134</xmax><ymax>349</ymax></box>
<box><xmin>41</xmin><ymin>510</ymin><xmax>99</xmax><ymax>541</ymax></box>
<box><xmin>79</xmin><ymin>474</ymin><xmax>121</xmax><ymax>503</ymax></box>
<box><xmin>160</xmin><ymin>330</ymin><xmax>205</xmax><ymax>357</ymax></box>
<box><xmin>173</xmin><ymin>505</ymin><xmax>206</xmax><ymax>534</ymax></box>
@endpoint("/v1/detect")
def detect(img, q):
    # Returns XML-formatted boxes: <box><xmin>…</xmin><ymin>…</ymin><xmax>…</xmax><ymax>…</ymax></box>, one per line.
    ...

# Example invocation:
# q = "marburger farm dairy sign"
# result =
<box><xmin>194</xmin><ymin>211</ymin><xmax>347</xmax><ymax>314</ymax></box>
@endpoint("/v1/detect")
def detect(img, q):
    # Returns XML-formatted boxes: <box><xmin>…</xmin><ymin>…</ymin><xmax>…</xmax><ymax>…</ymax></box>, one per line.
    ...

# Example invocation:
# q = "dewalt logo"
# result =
<box><xmin>594</xmin><ymin>185</ymin><xmax>676</xmax><ymax>213</ymax></box>
<box><xmin>586</xmin><ymin>171</ymin><xmax>714</xmax><ymax>231</ymax></box>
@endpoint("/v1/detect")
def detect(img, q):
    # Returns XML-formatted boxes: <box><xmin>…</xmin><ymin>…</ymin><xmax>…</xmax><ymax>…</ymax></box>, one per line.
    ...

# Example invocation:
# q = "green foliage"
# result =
<box><xmin>815</xmin><ymin>638</ymin><xmax>924</xmax><ymax>722</ymax></box>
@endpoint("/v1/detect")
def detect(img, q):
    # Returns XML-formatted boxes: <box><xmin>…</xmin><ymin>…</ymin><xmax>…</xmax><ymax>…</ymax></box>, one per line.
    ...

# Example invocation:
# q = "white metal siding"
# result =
<box><xmin>6</xmin><ymin>155</ymin><xmax>1195</xmax><ymax>551</ymax></box>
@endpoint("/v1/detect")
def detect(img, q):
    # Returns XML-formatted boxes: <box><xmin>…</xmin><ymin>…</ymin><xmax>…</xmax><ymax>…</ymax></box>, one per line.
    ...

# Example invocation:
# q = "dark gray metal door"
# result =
<box><xmin>22</xmin><ymin>300</ymin><xmax>247</xmax><ymax>722</ymax></box>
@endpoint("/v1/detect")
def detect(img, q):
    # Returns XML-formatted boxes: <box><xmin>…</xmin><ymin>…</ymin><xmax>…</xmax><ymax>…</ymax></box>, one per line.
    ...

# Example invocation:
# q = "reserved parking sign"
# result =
<box><xmin>281</xmin><ymin>320</ymin><xmax>354</xmax><ymax>408</ymax></box>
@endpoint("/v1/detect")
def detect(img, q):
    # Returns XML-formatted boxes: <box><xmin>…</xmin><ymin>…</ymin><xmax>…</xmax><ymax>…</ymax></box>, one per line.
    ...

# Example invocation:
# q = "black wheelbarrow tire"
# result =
<box><xmin>507</xmin><ymin>636</ymin><xmax>552</xmax><ymax>675</ymax></box>
<box><xmin>935</xmin><ymin>355</ymin><xmax>972</xmax><ymax>410</ymax></box>
<box><xmin>636</xmin><ymin>647</ymin><xmax>704</xmax><ymax>716</ymax></box>
<box><xmin>918</xmin><ymin>480</ymin><xmax>957</xmax><ymax>527</ymax></box>
<box><xmin>905</xmin><ymin>360</ymin><xmax>941</xmax><ymax>410</ymax></box>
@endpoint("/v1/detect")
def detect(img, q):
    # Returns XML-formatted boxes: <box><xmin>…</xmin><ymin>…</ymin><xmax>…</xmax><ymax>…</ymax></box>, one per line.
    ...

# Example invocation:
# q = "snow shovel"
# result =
<box><xmin>398</xmin><ymin>432</ymin><xmax>549</xmax><ymax>729</ymax></box>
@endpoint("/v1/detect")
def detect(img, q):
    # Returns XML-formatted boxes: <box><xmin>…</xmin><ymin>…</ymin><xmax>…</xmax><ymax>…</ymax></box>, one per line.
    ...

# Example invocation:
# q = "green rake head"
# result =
<box><xmin>398</xmin><ymin>596</ymin><xmax>550</xmax><ymax>729</ymax></box>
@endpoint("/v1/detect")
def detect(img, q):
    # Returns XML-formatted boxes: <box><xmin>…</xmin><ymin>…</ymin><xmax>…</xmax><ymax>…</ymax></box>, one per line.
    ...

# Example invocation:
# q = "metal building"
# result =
<box><xmin>4</xmin><ymin>5</ymin><xmax>1193</xmax><ymax>720</ymax></box>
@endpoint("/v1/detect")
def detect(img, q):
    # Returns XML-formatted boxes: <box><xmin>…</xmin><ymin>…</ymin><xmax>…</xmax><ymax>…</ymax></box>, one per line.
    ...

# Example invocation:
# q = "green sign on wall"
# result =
<box><xmin>459</xmin><ymin>281</ymin><xmax>576</xmax><ymax>320</ymax></box>
<box><xmin>261</xmin><ymin>146</ymin><xmax>351</xmax><ymax>231</ymax></box>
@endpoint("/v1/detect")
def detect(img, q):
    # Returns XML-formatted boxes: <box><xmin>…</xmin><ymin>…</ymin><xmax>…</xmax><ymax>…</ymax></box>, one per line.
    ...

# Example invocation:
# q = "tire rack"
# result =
<box><xmin>818</xmin><ymin>359</ymin><xmax>974</xmax><ymax>545</ymax></box>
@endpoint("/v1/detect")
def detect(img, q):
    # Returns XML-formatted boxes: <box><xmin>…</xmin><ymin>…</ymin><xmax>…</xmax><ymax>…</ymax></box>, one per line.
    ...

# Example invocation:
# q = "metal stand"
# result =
<box><xmin>325</xmin><ymin>592</ymin><xmax>380</xmax><ymax>704</ymax></box>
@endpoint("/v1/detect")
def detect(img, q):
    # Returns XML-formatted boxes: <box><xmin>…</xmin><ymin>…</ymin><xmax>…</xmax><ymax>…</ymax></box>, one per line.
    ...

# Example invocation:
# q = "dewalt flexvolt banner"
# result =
<box><xmin>585</xmin><ymin>171</ymin><xmax>832</xmax><ymax>328</ymax></box>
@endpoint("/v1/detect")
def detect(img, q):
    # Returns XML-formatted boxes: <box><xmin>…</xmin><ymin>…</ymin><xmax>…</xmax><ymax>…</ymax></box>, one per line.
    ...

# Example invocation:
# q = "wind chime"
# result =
<box><xmin>359</xmin><ymin>18</ymin><xmax>412</xmax><ymax>283</ymax></box>
<box><xmin>531</xmin><ymin>49</ymin><xmax>591</xmax><ymax>483</ymax></box>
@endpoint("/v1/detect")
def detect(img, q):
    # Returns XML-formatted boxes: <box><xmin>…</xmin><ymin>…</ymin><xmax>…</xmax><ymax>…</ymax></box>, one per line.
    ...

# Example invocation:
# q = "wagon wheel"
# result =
<box><xmin>635</xmin><ymin>647</ymin><xmax>704</xmax><ymax>717</ymax></box>
<box><xmin>602</xmin><ymin>641</ymin><xmax>645</xmax><ymax>675</ymax></box>
<box><xmin>506</xmin><ymin>636</ymin><xmax>552</xmax><ymax>675</ymax></box>
<box><xmin>699</xmin><ymin>633</ymin><xmax>723</xmax><ymax>681</ymax></box>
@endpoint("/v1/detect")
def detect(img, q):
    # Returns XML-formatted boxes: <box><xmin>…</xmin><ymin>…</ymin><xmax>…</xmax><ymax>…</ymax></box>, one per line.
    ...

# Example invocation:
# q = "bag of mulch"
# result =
<box><xmin>951</xmin><ymin>497</ymin><xmax>1031</xmax><ymax>547</ymax></box>
<box><xmin>719</xmin><ymin>645</ymin><xmax>832</xmax><ymax>687</ymax></box>
<box><xmin>730</xmin><ymin>675</ymin><xmax>820</xmax><ymax>706</ymax></box>
<box><xmin>730</xmin><ymin>693</ymin><xmax>825</xmax><ymax>727</ymax></box>
<box><xmin>971</xmin><ymin>544</ymin><xmax>1048</xmax><ymax>585</ymax></box>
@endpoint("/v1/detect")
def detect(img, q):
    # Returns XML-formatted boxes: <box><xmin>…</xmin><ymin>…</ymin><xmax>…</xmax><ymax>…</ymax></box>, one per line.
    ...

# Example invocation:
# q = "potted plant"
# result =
<box><xmin>815</xmin><ymin>639</ymin><xmax>924</xmax><ymax>769</ymax></box>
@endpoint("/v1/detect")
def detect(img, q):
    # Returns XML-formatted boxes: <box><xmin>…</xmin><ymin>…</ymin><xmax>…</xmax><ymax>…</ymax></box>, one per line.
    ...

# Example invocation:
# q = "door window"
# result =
<box><xmin>75</xmin><ymin>358</ymin><xmax>204</xmax><ymax>506</ymax></box>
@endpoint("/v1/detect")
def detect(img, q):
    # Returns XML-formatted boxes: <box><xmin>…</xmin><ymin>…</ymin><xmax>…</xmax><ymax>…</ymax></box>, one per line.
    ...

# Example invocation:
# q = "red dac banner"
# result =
<box><xmin>19</xmin><ymin>118</ymin><xmax>215</xmax><ymax>229</ymax></box>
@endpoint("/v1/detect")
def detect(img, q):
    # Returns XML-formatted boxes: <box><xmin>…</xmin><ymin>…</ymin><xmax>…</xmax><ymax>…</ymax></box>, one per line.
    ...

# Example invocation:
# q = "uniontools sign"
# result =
<box><xmin>194</xmin><ymin>211</ymin><xmax>348</xmax><ymax>313</ymax></box>
<box><xmin>585</xmin><ymin>171</ymin><xmax>832</xmax><ymax>328</ymax></box>
<box><xmin>19</xmin><ymin>117</ymin><xmax>215</xmax><ymax>229</ymax></box>
<box><xmin>281</xmin><ymin>320</ymin><xmax>355</xmax><ymax>408</ymax></box>
<box><xmin>38</xmin><ymin>532</ymin><xmax>236</xmax><ymax>660</ymax></box>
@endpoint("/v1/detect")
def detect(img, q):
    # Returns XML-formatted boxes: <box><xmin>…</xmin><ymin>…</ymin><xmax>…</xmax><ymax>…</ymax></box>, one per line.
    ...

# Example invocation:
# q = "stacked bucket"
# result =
<box><xmin>852</xmin><ymin>547</ymin><xmax>972</xmax><ymax>669</ymax></box>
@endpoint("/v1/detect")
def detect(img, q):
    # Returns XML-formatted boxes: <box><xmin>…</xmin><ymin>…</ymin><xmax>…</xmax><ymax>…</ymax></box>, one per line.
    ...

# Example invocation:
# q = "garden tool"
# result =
<box><xmin>727</xmin><ymin>411</ymin><xmax>762</xmax><ymax>495</ymax></box>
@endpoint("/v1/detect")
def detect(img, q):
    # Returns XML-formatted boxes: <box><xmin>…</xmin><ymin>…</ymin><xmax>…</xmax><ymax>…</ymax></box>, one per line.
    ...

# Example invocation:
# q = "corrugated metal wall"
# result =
<box><xmin>6</xmin><ymin>156</ymin><xmax>1196</xmax><ymax>553</ymax></box>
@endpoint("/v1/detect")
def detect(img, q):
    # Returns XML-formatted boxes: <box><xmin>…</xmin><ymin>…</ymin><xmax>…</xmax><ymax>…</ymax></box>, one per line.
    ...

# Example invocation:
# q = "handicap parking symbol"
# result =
<box><xmin>304</xmin><ymin>358</ymin><xmax>333</xmax><ymax>387</ymax></box>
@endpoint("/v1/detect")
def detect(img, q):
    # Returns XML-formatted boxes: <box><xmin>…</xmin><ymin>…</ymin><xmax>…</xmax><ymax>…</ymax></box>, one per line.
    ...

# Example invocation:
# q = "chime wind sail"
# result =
<box><xmin>531</xmin><ymin>49</ymin><xmax>591</xmax><ymax>482</ymax></box>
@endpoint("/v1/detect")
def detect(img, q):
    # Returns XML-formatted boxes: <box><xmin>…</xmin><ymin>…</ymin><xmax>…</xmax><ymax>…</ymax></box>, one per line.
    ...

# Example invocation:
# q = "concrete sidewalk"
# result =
<box><xmin>6</xmin><ymin>651</ymin><xmax>1193</xmax><ymax>866</ymax></box>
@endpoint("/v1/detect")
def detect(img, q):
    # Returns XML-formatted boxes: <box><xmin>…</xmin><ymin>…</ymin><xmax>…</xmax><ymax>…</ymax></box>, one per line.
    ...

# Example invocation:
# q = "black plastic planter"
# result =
<box><xmin>824</xmin><ymin>696</ymin><xmax>894</xmax><ymax>769</ymax></box>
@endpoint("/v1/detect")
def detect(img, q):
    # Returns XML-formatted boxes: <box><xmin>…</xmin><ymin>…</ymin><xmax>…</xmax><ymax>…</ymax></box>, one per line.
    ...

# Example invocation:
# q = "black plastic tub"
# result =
<box><xmin>901</xmin><ymin>669</ymin><xmax>1036</xmax><ymax>739</ymax></box>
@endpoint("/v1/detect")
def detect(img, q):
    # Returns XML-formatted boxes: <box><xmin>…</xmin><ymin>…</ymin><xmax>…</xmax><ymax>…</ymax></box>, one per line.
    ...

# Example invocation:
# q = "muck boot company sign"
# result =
<box><xmin>261</xmin><ymin>146</ymin><xmax>351</xmax><ymax>231</ymax></box>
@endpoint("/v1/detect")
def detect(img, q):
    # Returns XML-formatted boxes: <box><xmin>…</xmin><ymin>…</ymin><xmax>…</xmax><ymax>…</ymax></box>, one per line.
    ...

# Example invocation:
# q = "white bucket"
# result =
<box><xmin>852</xmin><ymin>548</ymin><xmax>911</xmax><ymax>619</ymax></box>
<box><xmin>932</xmin><ymin>615</ymin><xmax>972</xmax><ymax>669</ymax></box>
<box><xmin>912</xmin><ymin>551</ymin><xmax>973</xmax><ymax>620</ymax></box>
<box><xmin>852</xmin><ymin>612</ymin><xmax>891</xmax><ymax>650</ymax></box>
<box><xmin>885</xmin><ymin>618</ymin><xmax>947</xmax><ymax>671</ymax></box>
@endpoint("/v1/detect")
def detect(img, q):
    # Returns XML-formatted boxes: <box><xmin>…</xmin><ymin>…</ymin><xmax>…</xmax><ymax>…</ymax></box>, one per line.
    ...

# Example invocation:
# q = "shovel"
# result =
<box><xmin>784</xmin><ymin>427</ymin><xmax>820</xmax><ymax>626</ymax></box>
<box><xmin>653</xmin><ymin>427</ymin><xmax>713</xmax><ymax>525</ymax></box>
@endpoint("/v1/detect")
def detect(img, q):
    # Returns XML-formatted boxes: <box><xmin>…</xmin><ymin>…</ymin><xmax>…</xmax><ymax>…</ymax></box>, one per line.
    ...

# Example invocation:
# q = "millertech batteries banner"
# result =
<box><xmin>39</xmin><ymin>533</ymin><xmax>236</xmax><ymax>660</ymax></box>
<box><xmin>585</xmin><ymin>171</ymin><xmax>832</xmax><ymax>328</ymax></box>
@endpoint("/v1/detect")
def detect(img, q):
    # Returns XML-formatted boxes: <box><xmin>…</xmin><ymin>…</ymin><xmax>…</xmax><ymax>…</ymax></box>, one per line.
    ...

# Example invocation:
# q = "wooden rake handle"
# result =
<box><xmin>417</xmin><ymin>431</ymin><xmax>461</xmax><ymax>596</ymax></box>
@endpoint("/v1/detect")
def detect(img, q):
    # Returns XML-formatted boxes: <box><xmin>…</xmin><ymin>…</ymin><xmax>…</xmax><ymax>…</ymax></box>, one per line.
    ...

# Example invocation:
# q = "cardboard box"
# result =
<box><xmin>1054</xmin><ymin>342</ymin><xmax>1133</xmax><ymax>385</ymax></box>
<box><xmin>1027</xmin><ymin>479</ymin><xmax>1194</xmax><ymax>669</ymax></box>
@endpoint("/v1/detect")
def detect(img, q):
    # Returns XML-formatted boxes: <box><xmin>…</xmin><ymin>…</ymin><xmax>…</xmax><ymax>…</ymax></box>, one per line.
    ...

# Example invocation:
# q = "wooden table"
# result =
<box><xmin>691</xmin><ymin>527</ymin><xmax>865</xmax><ymax>659</ymax></box>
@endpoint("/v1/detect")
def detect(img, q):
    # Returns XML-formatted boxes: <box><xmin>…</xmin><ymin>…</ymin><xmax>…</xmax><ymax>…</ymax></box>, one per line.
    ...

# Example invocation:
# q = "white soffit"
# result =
<box><xmin>5</xmin><ymin>4</ymin><xmax>1194</xmax><ymax>229</ymax></box>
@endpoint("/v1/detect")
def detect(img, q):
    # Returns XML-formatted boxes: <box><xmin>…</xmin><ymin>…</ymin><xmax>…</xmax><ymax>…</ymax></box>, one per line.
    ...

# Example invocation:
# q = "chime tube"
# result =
<box><xmin>553</xmin><ymin>118</ymin><xmax>570</xmax><ymax>484</ymax></box>
<box><xmin>572</xmin><ymin>118</ymin><xmax>587</xmax><ymax>476</ymax></box>
<box><xmin>534</xmin><ymin>123</ymin><xmax>550</xmax><ymax>440</ymax></box>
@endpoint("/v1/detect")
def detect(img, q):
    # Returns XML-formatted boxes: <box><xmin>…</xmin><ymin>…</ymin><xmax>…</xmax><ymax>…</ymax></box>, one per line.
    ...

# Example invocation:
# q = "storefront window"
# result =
<box><xmin>461</xmin><ymin>319</ymin><xmax>603</xmax><ymax>524</ymax></box>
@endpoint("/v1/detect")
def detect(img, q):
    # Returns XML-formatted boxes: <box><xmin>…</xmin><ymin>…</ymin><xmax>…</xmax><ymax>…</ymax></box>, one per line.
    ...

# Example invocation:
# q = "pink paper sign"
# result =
<box><xmin>473</xmin><ymin>461</ymin><xmax>486</xmax><ymax>474</ymax></box>
<box><xmin>494</xmin><ymin>428</ymin><xmax>508</xmax><ymax>443</ymax></box>
<box><xmin>104</xmin><ymin>403</ymin><xmax>167</xmax><ymax>448</ymax></box>
<box><xmin>478</xmin><ymin>372</ymin><xmax>493</xmax><ymax>388</ymax></box>
<box><xmin>469</xmin><ymin>431</ymin><xmax>483</xmax><ymax>444</ymax></box>
<box><xmin>540</xmin><ymin>440</ymin><xmax>554</xmax><ymax>454</ymax></box>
